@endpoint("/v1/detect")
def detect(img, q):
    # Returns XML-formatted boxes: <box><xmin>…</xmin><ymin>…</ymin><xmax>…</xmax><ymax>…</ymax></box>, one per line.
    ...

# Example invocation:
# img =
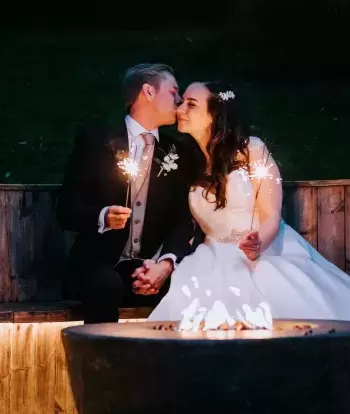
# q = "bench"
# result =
<box><xmin>0</xmin><ymin>301</ymin><xmax>153</xmax><ymax>323</ymax></box>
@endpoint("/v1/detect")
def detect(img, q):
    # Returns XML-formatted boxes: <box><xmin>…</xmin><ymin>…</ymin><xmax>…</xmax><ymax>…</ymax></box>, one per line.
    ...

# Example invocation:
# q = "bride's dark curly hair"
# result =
<box><xmin>192</xmin><ymin>81</ymin><xmax>251</xmax><ymax>210</ymax></box>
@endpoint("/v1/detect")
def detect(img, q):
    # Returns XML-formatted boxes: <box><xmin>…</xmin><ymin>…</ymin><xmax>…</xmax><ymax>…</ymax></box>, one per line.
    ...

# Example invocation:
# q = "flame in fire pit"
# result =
<box><xmin>178</xmin><ymin>298</ymin><xmax>273</xmax><ymax>332</ymax></box>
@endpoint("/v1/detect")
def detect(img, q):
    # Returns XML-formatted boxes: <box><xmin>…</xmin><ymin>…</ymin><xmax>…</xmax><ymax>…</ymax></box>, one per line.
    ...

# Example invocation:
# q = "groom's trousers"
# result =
<box><xmin>65</xmin><ymin>258</ymin><xmax>169</xmax><ymax>324</ymax></box>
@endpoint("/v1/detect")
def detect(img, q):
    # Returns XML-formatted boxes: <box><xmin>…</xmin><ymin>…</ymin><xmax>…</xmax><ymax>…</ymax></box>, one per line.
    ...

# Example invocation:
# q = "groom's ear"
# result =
<box><xmin>142</xmin><ymin>83</ymin><xmax>156</xmax><ymax>101</ymax></box>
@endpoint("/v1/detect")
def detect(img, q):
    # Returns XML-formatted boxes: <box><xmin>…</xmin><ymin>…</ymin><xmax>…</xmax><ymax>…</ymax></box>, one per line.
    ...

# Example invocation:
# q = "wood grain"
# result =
<box><xmin>0</xmin><ymin>181</ymin><xmax>349</xmax><ymax>303</ymax></box>
<box><xmin>345</xmin><ymin>185</ymin><xmax>350</xmax><ymax>275</ymax></box>
<box><xmin>10</xmin><ymin>323</ymin><xmax>38</xmax><ymax>413</ymax></box>
<box><xmin>54</xmin><ymin>322</ymin><xmax>81</xmax><ymax>414</ymax></box>
<box><xmin>317</xmin><ymin>186</ymin><xmax>345</xmax><ymax>270</ymax></box>
<box><xmin>284</xmin><ymin>186</ymin><xmax>318</xmax><ymax>248</ymax></box>
<box><xmin>0</xmin><ymin>321</ymin><xmax>83</xmax><ymax>414</ymax></box>
<box><xmin>0</xmin><ymin>324</ymin><xmax>12</xmax><ymax>414</ymax></box>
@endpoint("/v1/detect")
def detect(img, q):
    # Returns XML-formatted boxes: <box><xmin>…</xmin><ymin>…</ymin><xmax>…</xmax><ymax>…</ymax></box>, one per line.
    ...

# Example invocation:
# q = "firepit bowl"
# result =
<box><xmin>62</xmin><ymin>320</ymin><xmax>350</xmax><ymax>414</ymax></box>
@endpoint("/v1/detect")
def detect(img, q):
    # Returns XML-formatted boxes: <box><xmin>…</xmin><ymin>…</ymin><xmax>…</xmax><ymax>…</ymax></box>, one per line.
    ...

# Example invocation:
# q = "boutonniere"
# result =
<box><xmin>154</xmin><ymin>144</ymin><xmax>179</xmax><ymax>177</ymax></box>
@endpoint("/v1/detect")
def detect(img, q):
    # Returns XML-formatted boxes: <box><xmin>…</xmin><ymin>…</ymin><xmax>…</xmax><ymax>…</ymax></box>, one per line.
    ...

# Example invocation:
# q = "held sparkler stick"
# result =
<box><xmin>117</xmin><ymin>152</ymin><xmax>140</xmax><ymax>207</ymax></box>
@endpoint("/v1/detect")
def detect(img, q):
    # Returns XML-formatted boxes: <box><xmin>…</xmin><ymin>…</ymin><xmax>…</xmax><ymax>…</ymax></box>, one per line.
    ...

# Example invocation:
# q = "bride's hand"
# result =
<box><xmin>238</xmin><ymin>231</ymin><xmax>262</xmax><ymax>260</ymax></box>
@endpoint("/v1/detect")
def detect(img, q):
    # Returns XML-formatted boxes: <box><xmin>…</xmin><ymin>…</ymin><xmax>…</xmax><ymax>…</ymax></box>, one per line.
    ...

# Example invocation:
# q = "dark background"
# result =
<box><xmin>0</xmin><ymin>0</ymin><xmax>349</xmax><ymax>183</ymax></box>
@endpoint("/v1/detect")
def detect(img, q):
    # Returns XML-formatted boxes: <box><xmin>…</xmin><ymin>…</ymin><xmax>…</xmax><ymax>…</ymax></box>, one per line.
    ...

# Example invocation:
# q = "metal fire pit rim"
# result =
<box><xmin>61</xmin><ymin>318</ymin><xmax>350</xmax><ymax>343</ymax></box>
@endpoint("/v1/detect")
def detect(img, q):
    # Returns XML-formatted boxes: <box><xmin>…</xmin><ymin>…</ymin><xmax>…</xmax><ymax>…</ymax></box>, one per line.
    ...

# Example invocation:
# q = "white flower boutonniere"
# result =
<box><xmin>157</xmin><ymin>144</ymin><xmax>179</xmax><ymax>177</ymax></box>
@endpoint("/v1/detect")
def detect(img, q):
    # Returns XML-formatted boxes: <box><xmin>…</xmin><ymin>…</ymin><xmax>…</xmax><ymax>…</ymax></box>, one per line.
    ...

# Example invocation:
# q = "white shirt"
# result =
<box><xmin>125</xmin><ymin>114</ymin><xmax>159</xmax><ymax>165</ymax></box>
<box><xmin>98</xmin><ymin>115</ymin><xmax>177</xmax><ymax>267</ymax></box>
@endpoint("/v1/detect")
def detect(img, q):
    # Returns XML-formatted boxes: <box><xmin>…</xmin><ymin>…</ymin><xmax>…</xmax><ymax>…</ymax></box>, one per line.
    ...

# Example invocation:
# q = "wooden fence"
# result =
<box><xmin>0</xmin><ymin>180</ymin><xmax>350</xmax><ymax>302</ymax></box>
<box><xmin>282</xmin><ymin>180</ymin><xmax>350</xmax><ymax>274</ymax></box>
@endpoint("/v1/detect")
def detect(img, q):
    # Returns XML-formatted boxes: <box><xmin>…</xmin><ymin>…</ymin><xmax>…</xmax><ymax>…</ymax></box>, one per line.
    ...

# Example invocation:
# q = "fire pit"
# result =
<box><xmin>62</xmin><ymin>320</ymin><xmax>350</xmax><ymax>414</ymax></box>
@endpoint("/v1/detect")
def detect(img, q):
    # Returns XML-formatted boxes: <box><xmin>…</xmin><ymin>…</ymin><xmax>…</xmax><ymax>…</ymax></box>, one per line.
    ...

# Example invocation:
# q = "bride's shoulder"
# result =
<box><xmin>247</xmin><ymin>136</ymin><xmax>269</xmax><ymax>158</ymax></box>
<box><xmin>248</xmin><ymin>136</ymin><xmax>265</xmax><ymax>149</ymax></box>
<box><xmin>235</xmin><ymin>136</ymin><xmax>265</xmax><ymax>162</ymax></box>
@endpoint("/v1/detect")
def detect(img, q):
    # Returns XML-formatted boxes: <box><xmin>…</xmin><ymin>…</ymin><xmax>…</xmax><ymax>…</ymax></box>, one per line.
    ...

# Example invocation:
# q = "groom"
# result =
<box><xmin>56</xmin><ymin>63</ymin><xmax>195</xmax><ymax>323</ymax></box>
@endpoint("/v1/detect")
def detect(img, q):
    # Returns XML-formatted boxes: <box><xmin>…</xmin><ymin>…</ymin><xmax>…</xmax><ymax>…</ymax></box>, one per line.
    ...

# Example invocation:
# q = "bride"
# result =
<box><xmin>147</xmin><ymin>80</ymin><xmax>350</xmax><ymax>325</ymax></box>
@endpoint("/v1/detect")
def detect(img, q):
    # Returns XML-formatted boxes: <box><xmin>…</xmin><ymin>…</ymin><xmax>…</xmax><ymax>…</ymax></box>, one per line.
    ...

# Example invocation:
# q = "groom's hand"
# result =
<box><xmin>131</xmin><ymin>262</ymin><xmax>152</xmax><ymax>294</ymax></box>
<box><xmin>106</xmin><ymin>206</ymin><xmax>132</xmax><ymax>230</ymax></box>
<box><xmin>132</xmin><ymin>259</ymin><xmax>173</xmax><ymax>295</ymax></box>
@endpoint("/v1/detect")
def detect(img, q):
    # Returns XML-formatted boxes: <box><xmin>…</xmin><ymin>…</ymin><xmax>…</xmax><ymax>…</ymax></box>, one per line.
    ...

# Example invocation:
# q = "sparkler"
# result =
<box><xmin>117</xmin><ymin>149</ymin><xmax>140</xmax><ymax>207</ymax></box>
<box><xmin>248</xmin><ymin>141</ymin><xmax>280</xmax><ymax>230</ymax></box>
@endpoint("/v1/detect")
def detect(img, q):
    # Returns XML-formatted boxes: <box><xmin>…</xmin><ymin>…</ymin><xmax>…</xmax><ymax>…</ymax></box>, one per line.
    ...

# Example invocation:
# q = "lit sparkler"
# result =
<box><xmin>249</xmin><ymin>159</ymin><xmax>274</xmax><ymax>180</ymax></box>
<box><xmin>117</xmin><ymin>149</ymin><xmax>140</xmax><ymax>207</ymax></box>
<box><xmin>248</xmin><ymin>141</ymin><xmax>281</xmax><ymax>230</ymax></box>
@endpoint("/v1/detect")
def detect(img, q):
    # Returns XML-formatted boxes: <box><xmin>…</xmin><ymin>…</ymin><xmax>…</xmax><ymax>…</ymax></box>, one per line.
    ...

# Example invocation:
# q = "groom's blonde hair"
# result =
<box><xmin>123</xmin><ymin>63</ymin><xmax>174</xmax><ymax>112</ymax></box>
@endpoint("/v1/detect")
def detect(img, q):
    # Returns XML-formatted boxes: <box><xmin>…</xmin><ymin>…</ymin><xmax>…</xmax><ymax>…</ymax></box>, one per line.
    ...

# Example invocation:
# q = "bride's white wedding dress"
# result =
<box><xmin>148</xmin><ymin>138</ymin><xmax>350</xmax><ymax>323</ymax></box>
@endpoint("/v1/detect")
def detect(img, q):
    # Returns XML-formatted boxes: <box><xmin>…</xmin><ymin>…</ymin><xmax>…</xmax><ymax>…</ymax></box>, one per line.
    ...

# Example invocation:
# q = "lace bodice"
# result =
<box><xmin>189</xmin><ymin>137</ymin><xmax>282</xmax><ymax>243</ymax></box>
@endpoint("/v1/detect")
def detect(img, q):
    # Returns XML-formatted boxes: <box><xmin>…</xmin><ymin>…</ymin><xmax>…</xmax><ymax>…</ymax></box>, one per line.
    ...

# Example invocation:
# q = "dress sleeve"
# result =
<box><xmin>248</xmin><ymin>137</ymin><xmax>283</xmax><ymax>250</ymax></box>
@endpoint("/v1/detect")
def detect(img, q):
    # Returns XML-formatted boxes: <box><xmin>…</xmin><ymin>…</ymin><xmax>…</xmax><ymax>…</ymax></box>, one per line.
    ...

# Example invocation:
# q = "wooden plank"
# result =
<box><xmin>0</xmin><ymin>184</ymin><xmax>61</xmax><ymax>191</ymax></box>
<box><xmin>0</xmin><ymin>312</ymin><xmax>13</xmax><ymax>322</ymax></box>
<box><xmin>32</xmin><ymin>191</ymin><xmax>72</xmax><ymax>301</ymax></box>
<box><xmin>294</xmin><ymin>186</ymin><xmax>318</xmax><ymax>248</ymax></box>
<box><xmin>35</xmin><ymin>323</ymin><xmax>57</xmax><ymax>413</ymax></box>
<box><xmin>317</xmin><ymin>186</ymin><xmax>346</xmax><ymax>270</ymax></box>
<box><xmin>18</xmin><ymin>190</ymin><xmax>46</xmax><ymax>301</ymax></box>
<box><xmin>346</xmin><ymin>185</ymin><xmax>350</xmax><ymax>275</ymax></box>
<box><xmin>0</xmin><ymin>305</ymin><xmax>151</xmax><ymax>323</ymax></box>
<box><xmin>0</xmin><ymin>190</ymin><xmax>18</xmax><ymax>302</ymax></box>
<box><xmin>0</xmin><ymin>301</ymin><xmax>83</xmax><ymax>313</ymax></box>
<box><xmin>4</xmin><ymin>321</ymin><xmax>86</xmax><ymax>414</ymax></box>
<box><xmin>10</xmin><ymin>323</ymin><xmax>39</xmax><ymax>414</ymax></box>
<box><xmin>5</xmin><ymin>189</ymin><xmax>28</xmax><ymax>301</ymax></box>
<box><xmin>282</xmin><ymin>186</ymin><xmax>318</xmax><ymax>248</ymax></box>
<box><xmin>0</xmin><ymin>301</ymin><xmax>84</xmax><ymax>323</ymax></box>
<box><xmin>54</xmin><ymin>322</ymin><xmax>81</xmax><ymax>414</ymax></box>
<box><xmin>14</xmin><ymin>311</ymin><xmax>74</xmax><ymax>323</ymax></box>
<box><xmin>283</xmin><ymin>179</ymin><xmax>350</xmax><ymax>187</ymax></box>
<box><xmin>3</xmin><ymin>188</ymin><xmax>73</xmax><ymax>302</ymax></box>
<box><xmin>119</xmin><ymin>307</ymin><xmax>153</xmax><ymax>319</ymax></box>
<box><xmin>0</xmin><ymin>324</ymin><xmax>12</xmax><ymax>414</ymax></box>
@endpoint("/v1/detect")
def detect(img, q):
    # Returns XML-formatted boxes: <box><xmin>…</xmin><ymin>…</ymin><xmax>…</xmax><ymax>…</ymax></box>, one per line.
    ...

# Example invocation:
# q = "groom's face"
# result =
<box><xmin>153</xmin><ymin>73</ymin><xmax>181</xmax><ymax>126</ymax></box>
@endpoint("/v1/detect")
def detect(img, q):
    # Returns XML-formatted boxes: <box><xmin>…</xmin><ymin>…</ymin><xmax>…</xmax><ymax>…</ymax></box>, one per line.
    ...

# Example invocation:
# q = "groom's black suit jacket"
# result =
<box><xmin>56</xmin><ymin>122</ymin><xmax>196</xmax><ymax>267</ymax></box>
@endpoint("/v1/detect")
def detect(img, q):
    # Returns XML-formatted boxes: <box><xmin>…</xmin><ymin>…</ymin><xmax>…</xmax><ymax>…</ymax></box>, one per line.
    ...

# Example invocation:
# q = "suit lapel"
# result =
<box><xmin>147</xmin><ymin>137</ymin><xmax>173</xmax><ymax>205</ymax></box>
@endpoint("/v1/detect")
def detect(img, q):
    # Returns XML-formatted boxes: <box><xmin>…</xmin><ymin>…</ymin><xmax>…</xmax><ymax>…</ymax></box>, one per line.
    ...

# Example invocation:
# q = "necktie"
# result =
<box><xmin>141</xmin><ymin>132</ymin><xmax>155</xmax><ymax>147</ymax></box>
<box><xmin>134</xmin><ymin>132</ymin><xmax>155</xmax><ymax>192</ymax></box>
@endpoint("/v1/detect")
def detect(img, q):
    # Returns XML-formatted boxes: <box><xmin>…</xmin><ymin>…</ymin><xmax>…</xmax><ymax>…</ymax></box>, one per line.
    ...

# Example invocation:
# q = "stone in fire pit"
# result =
<box><xmin>62</xmin><ymin>320</ymin><xmax>350</xmax><ymax>414</ymax></box>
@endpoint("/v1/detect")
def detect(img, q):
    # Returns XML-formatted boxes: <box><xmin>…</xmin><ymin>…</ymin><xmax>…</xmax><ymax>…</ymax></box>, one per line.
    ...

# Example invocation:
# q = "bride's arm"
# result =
<box><xmin>249</xmin><ymin>137</ymin><xmax>283</xmax><ymax>253</ymax></box>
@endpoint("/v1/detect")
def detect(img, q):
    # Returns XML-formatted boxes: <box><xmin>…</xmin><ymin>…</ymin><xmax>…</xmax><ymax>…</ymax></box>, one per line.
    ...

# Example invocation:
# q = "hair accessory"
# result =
<box><xmin>218</xmin><ymin>90</ymin><xmax>235</xmax><ymax>101</ymax></box>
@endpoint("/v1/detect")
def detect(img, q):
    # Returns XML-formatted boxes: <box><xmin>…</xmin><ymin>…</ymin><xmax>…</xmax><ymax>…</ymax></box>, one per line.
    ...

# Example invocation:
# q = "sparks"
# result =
<box><xmin>117</xmin><ymin>157</ymin><xmax>140</xmax><ymax>179</ymax></box>
<box><xmin>116</xmin><ymin>148</ymin><xmax>140</xmax><ymax>207</ymax></box>
<box><xmin>249</xmin><ymin>160</ymin><xmax>274</xmax><ymax>180</ymax></box>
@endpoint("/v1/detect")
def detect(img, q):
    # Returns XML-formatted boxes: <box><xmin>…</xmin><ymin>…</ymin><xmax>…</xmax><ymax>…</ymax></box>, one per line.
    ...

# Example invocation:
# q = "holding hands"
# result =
<box><xmin>132</xmin><ymin>259</ymin><xmax>174</xmax><ymax>295</ymax></box>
